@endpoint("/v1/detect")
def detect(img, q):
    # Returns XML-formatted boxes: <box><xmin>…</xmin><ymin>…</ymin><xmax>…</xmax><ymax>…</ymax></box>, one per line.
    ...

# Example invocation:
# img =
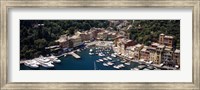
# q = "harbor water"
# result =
<box><xmin>20</xmin><ymin>46</ymin><xmax>140</xmax><ymax>70</ymax></box>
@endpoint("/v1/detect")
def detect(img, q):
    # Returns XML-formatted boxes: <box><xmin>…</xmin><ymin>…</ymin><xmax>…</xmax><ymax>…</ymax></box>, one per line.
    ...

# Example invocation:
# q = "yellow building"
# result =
<box><xmin>159</xmin><ymin>33</ymin><xmax>174</xmax><ymax>47</ymax></box>
<box><xmin>134</xmin><ymin>44</ymin><xmax>144</xmax><ymax>60</ymax></box>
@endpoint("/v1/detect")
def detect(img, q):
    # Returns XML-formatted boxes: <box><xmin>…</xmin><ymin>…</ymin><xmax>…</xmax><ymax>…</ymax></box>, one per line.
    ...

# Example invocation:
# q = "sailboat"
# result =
<box><xmin>94</xmin><ymin>61</ymin><xmax>97</xmax><ymax>70</ymax></box>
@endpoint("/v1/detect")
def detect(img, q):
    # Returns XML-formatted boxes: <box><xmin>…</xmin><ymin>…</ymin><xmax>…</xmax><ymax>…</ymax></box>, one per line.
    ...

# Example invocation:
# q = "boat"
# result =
<box><xmin>103</xmin><ymin>63</ymin><xmax>109</xmax><ymax>66</ymax></box>
<box><xmin>120</xmin><ymin>60</ymin><xmax>126</xmax><ymax>63</ymax></box>
<box><xmin>132</xmin><ymin>67</ymin><xmax>139</xmax><ymax>70</ymax></box>
<box><xmin>113</xmin><ymin>65</ymin><xmax>120</xmax><ymax>69</ymax></box>
<box><xmin>89</xmin><ymin>52</ymin><xmax>94</xmax><ymax>55</ymax></box>
<box><xmin>107</xmin><ymin>62</ymin><xmax>114</xmax><ymax>65</ymax></box>
<box><xmin>24</xmin><ymin>60</ymin><xmax>39</xmax><ymax>68</ymax></box>
<box><xmin>125</xmin><ymin>62</ymin><xmax>131</xmax><ymax>65</ymax></box>
<box><xmin>98</xmin><ymin>52</ymin><xmax>105</xmax><ymax>56</ymax></box>
<box><xmin>53</xmin><ymin>59</ymin><xmax>61</xmax><ymax>63</ymax></box>
<box><xmin>96</xmin><ymin>60</ymin><xmax>100</xmax><ymax>62</ymax></box>
<box><xmin>147</xmin><ymin>66</ymin><xmax>155</xmax><ymax>70</ymax></box>
<box><xmin>41</xmin><ymin>62</ymin><xmax>54</xmax><ymax>68</ymax></box>
<box><xmin>77</xmin><ymin>49</ymin><xmax>81</xmax><ymax>52</ymax></box>
<box><xmin>138</xmin><ymin>65</ymin><xmax>146</xmax><ymax>70</ymax></box>
<box><xmin>89</xmin><ymin>49</ymin><xmax>93</xmax><ymax>52</ymax></box>
<box><xmin>103</xmin><ymin>58</ymin><xmax>108</xmax><ymax>61</ymax></box>
<box><xmin>111</xmin><ymin>53</ymin><xmax>116</xmax><ymax>57</ymax></box>
<box><xmin>99</xmin><ymin>59</ymin><xmax>104</xmax><ymax>62</ymax></box>
<box><xmin>118</xmin><ymin>64</ymin><xmax>125</xmax><ymax>68</ymax></box>
<box><xmin>107</xmin><ymin>56</ymin><xmax>112</xmax><ymax>60</ymax></box>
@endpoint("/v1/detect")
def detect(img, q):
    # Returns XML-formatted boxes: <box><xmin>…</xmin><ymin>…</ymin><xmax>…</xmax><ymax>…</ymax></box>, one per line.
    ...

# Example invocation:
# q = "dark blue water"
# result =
<box><xmin>20</xmin><ymin>47</ymin><xmax>140</xmax><ymax>70</ymax></box>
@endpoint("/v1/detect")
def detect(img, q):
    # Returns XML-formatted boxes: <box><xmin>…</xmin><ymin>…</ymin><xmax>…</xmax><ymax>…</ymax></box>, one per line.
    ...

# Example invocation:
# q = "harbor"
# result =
<box><xmin>20</xmin><ymin>44</ymin><xmax>174</xmax><ymax>70</ymax></box>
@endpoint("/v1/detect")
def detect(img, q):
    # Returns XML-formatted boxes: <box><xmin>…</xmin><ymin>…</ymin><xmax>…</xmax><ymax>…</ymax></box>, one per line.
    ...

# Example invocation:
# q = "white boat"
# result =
<box><xmin>103</xmin><ymin>63</ymin><xmax>109</xmax><ymax>66</ymax></box>
<box><xmin>107</xmin><ymin>57</ymin><xmax>112</xmax><ymax>60</ymax></box>
<box><xmin>98</xmin><ymin>52</ymin><xmax>105</xmax><ymax>56</ymax></box>
<box><xmin>77</xmin><ymin>49</ymin><xmax>81</xmax><ymax>52</ymax></box>
<box><xmin>99</xmin><ymin>59</ymin><xmax>104</xmax><ymax>62</ymax></box>
<box><xmin>53</xmin><ymin>59</ymin><xmax>61</xmax><ymax>63</ymax></box>
<box><xmin>41</xmin><ymin>62</ymin><xmax>54</xmax><ymax>68</ymax></box>
<box><xmin>118</xmin><ymin>64</ymin><xmax>125</xmax><ymax>68</ymax></box>
<box><xmin>113</xmin><ymin>65</ymin><xmax>120</xmax><ymax>69</ymax></box>
<box><xmin>103</xmin><ymin>58</ymin><xmax>108</xmax><ymax>60</ymax></box>
<box><xmin>111</xmin><ymin>53</ymin><xmax>116</xmax><ymax>57</ymax></box>
<box><xmin>107</xmin><ymin>62</ymin><xmax>114</xmax><ymax>65</ymax></box>
<box><xmin>24</xmin><ymin>60</ymin><xmax>39</xmax><ymax>68</ymax></box>
<box><xmin>89</xmin><ymin>49</ymin><xmax>93</xmax><ymax>52</ymax></box>
<box><xmin>96</xmin><ymin>60</ymin><xmax>100</xmax><ymax>62</ymax></box>
<box><xmin>125</xmin><ymin>62</ymin><xmax>131</xmax><ymax>65</ymax></box>
<box><xmin>89</xmin><ymin>52</ymin><xmax>94</xmax><ymax>55</ymax></box>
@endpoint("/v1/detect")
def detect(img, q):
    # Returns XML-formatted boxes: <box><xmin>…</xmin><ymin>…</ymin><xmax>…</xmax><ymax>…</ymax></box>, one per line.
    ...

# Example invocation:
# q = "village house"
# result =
<box><xmin>134</xmin><ymin>44</ymin><xmax>144</xmax><ymax>60</ymax></box>
<box><xmin>173</xmin><ymin>49</ymin><xmax>180</xmax><ymax>66</ymax></box>
<box><xmin>125</xmin><ymin>46</ymin><xmax>135</xmax><ymax>59</ymax></box>
<box><xmin>147</xmin><ymin>43</ymin><xmax>165</xmax><ymax>64</ymax></box>
<box><xmin>115</xmin><ymin>38</ymin><xmax>135</xmax><ymax>56</ymax></box>
<box><xmin>140</xmin><ymin>46</ymin><xmax>150</xmax><ymax>61</ymax></box>
<box><xmin>162</xmin><ymin>46</ymin><xmax>173</xmax><ymax>63</ymax></box>
<box><xmin>159</xmin><ymin>33</ymin><xmax>174</xmax><ymax>47</ymax></box>
<box><xmin>55</xmin><ymin>35</ymin><xmax>73</xmax><ymax>49</ymax></box>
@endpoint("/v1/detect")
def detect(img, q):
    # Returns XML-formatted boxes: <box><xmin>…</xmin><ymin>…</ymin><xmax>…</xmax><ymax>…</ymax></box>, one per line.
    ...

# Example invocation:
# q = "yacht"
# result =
<box><xmin>89</xmin><ymin>49</ymin><xmax>93</xmax><ymax>52</ymax></box>
<box><xmin>111</xmin><ymin>53</ymin><xmax>116</xmax><ymax>57</ymax></box>
<box><xmin>107</xmin><ymin>57</ymin><xmax>112</xmax><ymax>60</ymax></box>
<box><xmin>96</xmin><ymin>60</ymin><xmax>100</xmax><ymax>62</ymax></box>
<box><xmin>89</xmin><ymin>52</ymin><xmax>94</xmax><ymax>55</ymax></box>
<box><xmin>103</xmin><ymin>63</ymin><xmax>109</xmax><ymax>66</ymax></box>
<box><xmin>53</xmin><ymin>59</ymin><xmax>61</xmax><ymax>63</ymax></box>
<box><xmin>107</xmin><ymin>62</ymin><xmax>114</xmax><ymax>65</ymax></box>
<box><xmin>125</xmin><ymin>62</ymin><xmax>131</xmax><ymax>65</ymax></box>
<box><xmin>41</xmin><ymin>62</ymin><xmax>54</xmax><ymax>68</ymax></box>
<box><xmin>98</xmin><ymin>52</ymin><xmax>105</xmax><ymax>56</ymax></box>
<box><xmin>99</xmin><ymin>59</ymin><xmax>104</xmax><ymax>62</ymax></box>
<box><xmin>113</xmin><ymin>65</ymin><xmax>120</xmax><ymax>69</ymax></box>
<box><xmin>24</xmin><ymin>60</ymin><xmax>39</xmax><ymax>68</ymax></box>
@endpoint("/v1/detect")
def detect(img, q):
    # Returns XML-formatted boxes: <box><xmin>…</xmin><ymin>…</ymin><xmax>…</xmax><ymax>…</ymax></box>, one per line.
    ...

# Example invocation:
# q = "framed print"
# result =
<box><xmin>0</xmin><ymin>0</ymin><xmax>200</xmax><ymax>90</ymax></box>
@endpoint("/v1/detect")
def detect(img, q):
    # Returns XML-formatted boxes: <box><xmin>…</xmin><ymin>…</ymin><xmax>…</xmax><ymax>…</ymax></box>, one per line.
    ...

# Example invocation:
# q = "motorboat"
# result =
<box><xmin>24</xmin><ymin>60</ymin><xmax>39</xmax><ymax>68</ymax></box>
<box><xmin>96</xmin><ymin>60</ymin><xmax>100</xmax><ymax>62</ymax></box>
<box><xmin>99</xmin><ymin>59</ymin><xmax>104</xmax><ymax>62</ymax></box>
<box><xmin>41</xmin><ymin>62</ymin><xmax>54</xmax><ymax>68</ymax></box>
<box><xmin>125</xmin><ymin>62</ymin><xmax>131</xmax><ymax>65</ymax></box>
<box><xmin>111</xmin><ymin>53</ymin><xmax>116</xmax><ymax>57</ymax></box>
<box><xmin>107</xmin><ymin>62</ymin><xmax>114</xmax><ymax>65</ymax></box>
<box><xmin>77</xmin><ymin>49</ymin><xmax>81</xmax><ymax>52</ymax></box>
<box><xmin>89</xmin><ymin>52</ymin><xmax>94</xmax><ymax>55</ymax></box>
<box><xmin>103</xmin><ymin>58</ymin><xmax>108</xmax><ymax>61</ymax></box>
<box><xmin>113</xmin><ymin>65</ymin><xmax>120</xmax><ymax>69</ymax></box>
<box><xmin>107</xmin><ymin>57</ymin><xmax>112</xmax><ymax>60</ymax></box>
<box><xmin>53</xmin><ymin>59</ymin><xmax>61</xmax><ymax>63</ymax></box>
<box><xmin>89</xmin><ymin>49</ymin><xmax>93</xmax><ymax>52</ymax></box>
<box><xmin>103</xmin><ymin>63</ymin><xmax>109</xmax><ymax>66</ymax></box>
<box><xmin>98</xmin><ymin>52</ymin><xmax>105</xmax><ymax>56</ymax></box>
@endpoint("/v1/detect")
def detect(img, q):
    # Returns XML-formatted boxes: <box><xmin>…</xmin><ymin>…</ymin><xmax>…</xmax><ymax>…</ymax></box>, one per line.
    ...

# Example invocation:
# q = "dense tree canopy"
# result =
<box><xmin>20</xmin><ymin>20</ymin><xmax>180</xmax><ymax>59</ymax></box>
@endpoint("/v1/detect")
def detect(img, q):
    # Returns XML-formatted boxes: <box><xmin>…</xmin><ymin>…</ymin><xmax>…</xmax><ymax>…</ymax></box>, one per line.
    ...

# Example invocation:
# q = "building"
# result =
<box><xmin>173</xmin><ymin>49</ymin><xmax>180</xmax><ymax>66</ymax></box>
<box><xmin>134</xmin><ymin>44</ymin><xmax>144</xmax><ymax>60</ymax></box>
<box><xmin>125</xmin><ymin>46</ymin><xmax>135</xmax><ymax>59</ymax></box>
<box><xmin>55</xmin><ymin>35</ymin><xmax>73</xmax><ymax>48</ymax></box>
<box><xmin>147</xmin><ymin>43</ymin><xmax>165</xmax><ymax>64</ymax></box>
<box><xmin>140</xmin><ymin>46</ymin><xmax>150</xmax><ymax>61</ymax></box>
<box><xmin>115</xmin><ymin>38</ymin><xmax>135</xmax><ymax>56</ymax></box>
<box><xmin>162</xmin><ymin>46</ymin><xmax>173</xmax><ymax>63</ymax></box>
<box><xmin>159</xmin><ymin>33</ymin><xmax>174</xmax><ymax>47</ymax></box>
<box><xmin>97</xmin><ymin>31</ymin><xmax>108</xmax><ymax>40</ymax></box>
<box><xmin>70</xmin><ymin>34</ymin><xmax>83</xmax><ymax>48</ymax></box>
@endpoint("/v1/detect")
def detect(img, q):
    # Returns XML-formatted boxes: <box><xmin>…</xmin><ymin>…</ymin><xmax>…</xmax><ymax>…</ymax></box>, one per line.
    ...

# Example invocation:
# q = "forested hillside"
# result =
<box><xmin>20</xmin><ymin>20</ymin><xmax>180</xmax><ymax>59</ymax></box>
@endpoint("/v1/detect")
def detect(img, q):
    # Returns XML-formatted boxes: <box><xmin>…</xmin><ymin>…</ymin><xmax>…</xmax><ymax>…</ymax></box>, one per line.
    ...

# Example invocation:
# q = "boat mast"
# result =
<box><xmin>94</xmin><ymin>61</ymin><xmax>96</xmax><ymax>70</ymax></box>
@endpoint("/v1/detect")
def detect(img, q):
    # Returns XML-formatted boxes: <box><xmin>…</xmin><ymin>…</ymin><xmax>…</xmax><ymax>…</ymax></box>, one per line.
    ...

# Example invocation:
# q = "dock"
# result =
<box><xmin>69</xmin><ymin>52</ymin><xmax>81</xmax><ymax>59</ymax></box>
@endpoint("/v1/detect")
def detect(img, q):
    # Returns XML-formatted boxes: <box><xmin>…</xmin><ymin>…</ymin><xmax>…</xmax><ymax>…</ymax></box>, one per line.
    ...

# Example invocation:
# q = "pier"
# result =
<box><xmin>68</xmin><ymin>52</ymin><xmax>81</xmax><ymax>59</ymax></box>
